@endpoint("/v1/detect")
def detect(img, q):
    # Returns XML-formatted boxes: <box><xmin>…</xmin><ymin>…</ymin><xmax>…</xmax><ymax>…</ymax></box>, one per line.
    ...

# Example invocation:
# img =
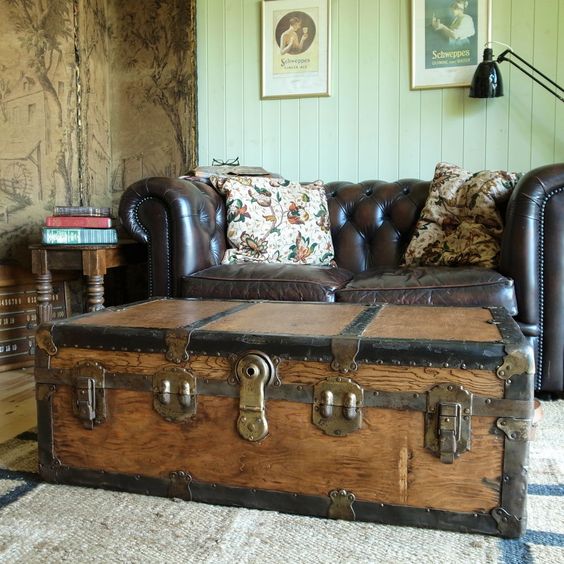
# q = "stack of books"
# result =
<box><xmin>42</xmin><ymin>206</ymin><xmax>118</xmax><ymax>245</ymax></box>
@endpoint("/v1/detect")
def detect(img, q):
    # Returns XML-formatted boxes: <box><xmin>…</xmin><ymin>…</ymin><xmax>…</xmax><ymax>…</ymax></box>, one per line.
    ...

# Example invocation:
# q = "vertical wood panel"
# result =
<box><xmin>318</xmin><ymin>0</ymin><xmax>340</xmax><ymax>181</ymax></box>
<box><xmin>224</xmin><ymin>0</ymin><xmax>245</xmax><ymax>162</ymax></box>
<box><xmin>531</xmin><ymin>0</ymin><xmax>559</xmax><ymax>168</ymax></box>
<box><xmin>299</xmin><ymin>98</ymin><xmax>320</xmax><ymax>181</ymax></box>
<box><xmin>196</xmin><ymin>1</ymin><xmax>209</xmax><ymax>165</ymax></box>
<box><xmin>484</xmin><ymin>0</ymin><xmax>511</xmax><ymax>171</ymax></box>
<box><xmin>441</xmin><ymin>89</ymin><xmax>464</xmax><ymax>169</ymax></box>
<box><xmin>261</xmin><ymin>100</ymin><xmax>282</xmax><ymax>175</ymax></box>
<box><xmin>462</xmin><ymin>95</ymin><xmax>487</xmax><ymax>171</ymax></box>
<box><xmin>419</xmin><ymin>91</ymin><xmax>443</xmax><ymax>179</ymax></box>
<box><xmin>377</xmin><ymin>0</ymin><xmax>400</xmax><ymax>180</ymax></box>
<box><xmin>507</xmin><ymin>0</ymin><xmax>535</xmax><ymax>172</ymax></box>
<box><xmin>337</xmin><ymin>0</ymin><xmax>359</xmax><ymax>180</ymax></box>
<box><xmin>206</xmin><ymin>0</ymin><xmax>226</xmax><ymax>162</ymax></box>
<box><xmin>557</xmin><ymin>0</ymin><xmax>564</xmax><ymax>161</ymax></box>
<box><xmin>357</xmin><ymin>0</ymin><xmax>380</xmax><ymax>180</ymax></box>
<box><xmin>398</xmin><ymin>0</ymin><xmax>421</xmax><ymax>178</ymax></box>
<box><xmin>280</xmin><ymin>99</ymin><xmax>300</xmax><ymax>179</ymax></box>
<box><xmin>242</xmin><ymin>0</ymin><xmax>262</xmax><ymax>165</ymax></box>
<box><xmin>198</xmin><ymin>0</ymin><xmax>563</xmax><ymax>183</ymax></box>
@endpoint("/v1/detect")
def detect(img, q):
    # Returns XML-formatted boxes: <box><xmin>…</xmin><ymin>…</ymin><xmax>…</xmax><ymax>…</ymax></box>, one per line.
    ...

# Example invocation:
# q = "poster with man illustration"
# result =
<box><xmin>273</xmin><ymin>9</ymin><xmax>319</xmax><ymax>75</ymax></box>
<box><xmin>411</xmin><ymin>0</ymin><xmax>487</xmax><ymax>89</ymax></box>
<box><xmin>424</xmin><ymin>0</ymin><xmax>479</xmax><ymax>70</ymax></box>
<box><xmin>262</xmin><ymin>0</ymin><xmax>330</xmax><ymax>99</ymax></box>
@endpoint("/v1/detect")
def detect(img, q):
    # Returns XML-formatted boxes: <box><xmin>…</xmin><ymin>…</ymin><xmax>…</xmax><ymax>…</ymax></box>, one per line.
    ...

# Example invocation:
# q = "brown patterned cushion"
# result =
<box><xmin>403</xmin><ymin>162</ymin><xmax>522</xmax><ymax>269</ymax></box>
<box><xmin>210</xmin><ymin>176</ymin><xmax>335</xmax><ymax>266</ymax></box>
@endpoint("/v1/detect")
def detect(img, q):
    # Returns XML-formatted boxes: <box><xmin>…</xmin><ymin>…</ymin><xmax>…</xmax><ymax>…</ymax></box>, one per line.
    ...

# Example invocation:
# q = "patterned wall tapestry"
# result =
<box><xmin>0</xmin><ymin>0</ymin><xmax>78</xmax><ymax>263</ymax></box>
<box><xmin>108</xmin><ymin>0</ymin><xmax>197</xmax><ymax>205</ymax></box>
<box><xmin>0</xmin><ymin>0</ymin><xmax>197</xmax><ymax>265</ymax></box>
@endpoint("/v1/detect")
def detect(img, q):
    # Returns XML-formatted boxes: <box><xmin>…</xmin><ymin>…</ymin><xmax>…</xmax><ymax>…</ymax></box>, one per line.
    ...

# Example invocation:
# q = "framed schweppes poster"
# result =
<box><xmin>411</xmin><ymin>0</ymin><xmax>489</xmax><ymax>89</ymax></box>
<box><xmin>262</xmin><ymin>0</ymin><xmax>331</xmax><ymax>99</ymax></box>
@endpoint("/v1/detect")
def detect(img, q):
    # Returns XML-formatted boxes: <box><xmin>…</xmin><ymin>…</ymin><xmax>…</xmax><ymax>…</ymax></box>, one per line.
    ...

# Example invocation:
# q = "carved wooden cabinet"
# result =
<box><xmin>0</xmin><ymin>262</ymin><xmax>70</xmax><ymax>371</ymax></box>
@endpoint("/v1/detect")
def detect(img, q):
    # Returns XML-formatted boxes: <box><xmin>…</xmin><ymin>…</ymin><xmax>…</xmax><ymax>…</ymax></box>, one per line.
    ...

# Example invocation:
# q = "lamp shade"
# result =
<box><xmin>469</xmin><ymin>48</ymin><xmax>503</xmax><ymax>98</ymax></box>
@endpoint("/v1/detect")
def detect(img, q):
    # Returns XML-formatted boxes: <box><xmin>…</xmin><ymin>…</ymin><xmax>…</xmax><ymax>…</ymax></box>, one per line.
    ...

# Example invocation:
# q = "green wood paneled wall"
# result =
<box><xmin>197</xmin><ymin>0</ymin><xmax>564</xmax><ymax>182</ymax></box>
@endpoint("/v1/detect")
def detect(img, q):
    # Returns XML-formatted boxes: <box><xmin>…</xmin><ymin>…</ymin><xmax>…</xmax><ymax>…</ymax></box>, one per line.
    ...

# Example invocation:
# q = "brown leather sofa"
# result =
<box><xmin>119</xmin><ymin>163</ymin><xmax>564</xmax><ymax>393</ymax></box>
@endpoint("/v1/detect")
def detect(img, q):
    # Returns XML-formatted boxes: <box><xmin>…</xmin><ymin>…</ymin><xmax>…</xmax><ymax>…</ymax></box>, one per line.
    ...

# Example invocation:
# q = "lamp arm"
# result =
<box><xmin>497</xmin><ymin>49</ymin><xmax>564</xmax><ymax>102</ymax></box>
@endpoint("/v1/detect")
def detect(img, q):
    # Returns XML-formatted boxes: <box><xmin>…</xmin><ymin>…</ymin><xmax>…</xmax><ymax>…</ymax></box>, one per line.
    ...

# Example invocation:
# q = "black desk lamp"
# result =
<box><xmin>469</xmin><ymin>45</ymin><xmax>564</xmax><ymax>102</ymax></box>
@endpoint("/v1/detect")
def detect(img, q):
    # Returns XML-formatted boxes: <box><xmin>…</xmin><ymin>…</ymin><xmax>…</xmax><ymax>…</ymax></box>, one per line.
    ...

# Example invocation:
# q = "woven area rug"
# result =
<box><xmin>0</xmin><ymin>402</ymin><xmax>562</xmax><ymax>564</ymax></box>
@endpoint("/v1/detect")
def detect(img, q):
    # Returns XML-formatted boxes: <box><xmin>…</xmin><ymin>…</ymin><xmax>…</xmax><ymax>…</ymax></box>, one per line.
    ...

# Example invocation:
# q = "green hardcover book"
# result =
<box><xmin>41</xmin><ymin>228</ymin><xmax>118</xmax><ymax>245</ymax></box>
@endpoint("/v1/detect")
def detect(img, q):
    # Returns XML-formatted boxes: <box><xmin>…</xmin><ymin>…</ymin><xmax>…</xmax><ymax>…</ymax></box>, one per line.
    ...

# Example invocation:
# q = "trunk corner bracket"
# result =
<box><xmin>36</xmin><ymin>325</ymin><xmax>57</xmax><ymax>356</ymax></box>
<box><xmin>497</xmin><ymin>346</ymin><xmax>535</xmax><ymax>381</ymax></box>
<box><xmin>328</xmin><ymin>489</ymin><xmax>356</xmax><ymax>521</ymax></box>
<box><xmin>168</xmin><ymin>470</ymin><xmax>192</xmax><ymax>501</ymax></box>
<box><xmin>491</xmin><ymin>507</ymin><xmax>522</xmax><ymax>538</ymax></box>
<box><xmin>496</xmin><ymin>418</ymin><xmax>531</xmax><ymax>441</ymax></box>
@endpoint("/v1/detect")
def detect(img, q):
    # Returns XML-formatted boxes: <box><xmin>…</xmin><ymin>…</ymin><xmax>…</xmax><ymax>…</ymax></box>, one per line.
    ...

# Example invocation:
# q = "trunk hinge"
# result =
<box><xmin>331</xmin><ymin>337</ymin><xmax>360</xmax><ymax>374</ymax></box>
<box><xmin>165</xmin><ymin>328</ymin><xmax>190</xmax><ymax>363</ymax></box>
<box><xmin>425</xmin><ymin>383</ymin><xmax>472</xmax><ymax>464</ymax></box>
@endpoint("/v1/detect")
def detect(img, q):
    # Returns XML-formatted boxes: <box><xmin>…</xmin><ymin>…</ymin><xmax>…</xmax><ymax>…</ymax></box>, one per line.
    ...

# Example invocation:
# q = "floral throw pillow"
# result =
<box><xmin>403</xmin><ymin>162</ymin><xmax>522</xmax><ymax>269</ymax></box>
<box><xmin>210</xmin><ymin>176</ymin><xmax>335</xmax><ymax>266</ymax></box>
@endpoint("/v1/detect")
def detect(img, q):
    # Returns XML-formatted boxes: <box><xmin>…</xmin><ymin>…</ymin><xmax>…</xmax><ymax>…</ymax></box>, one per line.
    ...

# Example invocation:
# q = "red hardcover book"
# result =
<box><xmin>45</xmin><ymin>216</ymin><xmax>113</xmax><ymax>228</ymax></box>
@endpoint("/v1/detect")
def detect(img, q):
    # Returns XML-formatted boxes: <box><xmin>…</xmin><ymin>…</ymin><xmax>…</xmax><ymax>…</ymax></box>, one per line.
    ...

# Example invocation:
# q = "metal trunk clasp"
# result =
<box><xmin>72</xmin><ymin>361</ymin><xmax>107</xmax><ymax>429</ymax></box>
<box><xmin>425</xmin><ymin>383</ymin><xmax>473</xmax><ymax>464</ymax></box>
<box><xmin>313</xmin><ymin>377</ymin><xmax>363</xmax><ymax>436</ymax></box>
<box><xmin>153</xmin><ymin>367</ymin><xmax>197</xmax><ymax>422</ymax></box>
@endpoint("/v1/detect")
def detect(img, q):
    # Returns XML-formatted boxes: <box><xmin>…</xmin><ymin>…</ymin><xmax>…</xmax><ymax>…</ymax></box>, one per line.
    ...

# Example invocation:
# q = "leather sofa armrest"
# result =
<box><xmin>118</xmin><ymin>177</ymin><xmax>226</xmax><ymax>297</ymax></box>
<box><xmin>499</xmin><ymin>163</ymin><xmax>564</xmax><ymax>391</ymax></box>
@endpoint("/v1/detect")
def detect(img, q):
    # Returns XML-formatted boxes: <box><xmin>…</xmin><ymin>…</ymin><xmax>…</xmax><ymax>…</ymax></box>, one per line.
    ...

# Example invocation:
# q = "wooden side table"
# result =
<box><xmin>30</xmin><ymin>240</ymin><xmax>146</xmax><ymax>324</ymax></box>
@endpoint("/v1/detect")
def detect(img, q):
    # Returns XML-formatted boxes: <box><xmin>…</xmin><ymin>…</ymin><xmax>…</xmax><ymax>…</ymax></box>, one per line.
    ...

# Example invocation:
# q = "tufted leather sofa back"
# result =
<box><xmin>325</xmin><ymin>180</ymin><xmax>431</xmax><ymax>273</ymax></box>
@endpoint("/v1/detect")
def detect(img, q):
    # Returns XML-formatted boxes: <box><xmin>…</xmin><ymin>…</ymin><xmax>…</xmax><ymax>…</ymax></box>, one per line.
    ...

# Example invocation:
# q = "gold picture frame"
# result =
<box><xmin>261</xmin><ymin>0</ymin><xmax>331</xmax><ymax>99</ymax></box>
<box><xmin>411</xmin><ymin>0</ymin><xmax>489</xmax><ymax>89</ymax></box>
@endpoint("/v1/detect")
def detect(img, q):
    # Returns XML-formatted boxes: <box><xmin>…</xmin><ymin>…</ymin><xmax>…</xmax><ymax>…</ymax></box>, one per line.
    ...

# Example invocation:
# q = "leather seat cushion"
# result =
<box><xmin>181</xmin><ymin>263</ymin><xmax>354</xmax><ymax>302</ymax></box>
<box><xmin>336</xmin><ymin>266</ymin><xmax>517</xmax><ymax>314</ymax></box>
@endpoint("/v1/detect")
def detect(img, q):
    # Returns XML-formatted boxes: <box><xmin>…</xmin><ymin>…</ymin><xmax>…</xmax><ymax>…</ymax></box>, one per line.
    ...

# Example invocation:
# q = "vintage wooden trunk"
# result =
<box><xmin>34</xmin><ymin>299</ymin><xmax>535</xmax><ymax>538</ymax></box>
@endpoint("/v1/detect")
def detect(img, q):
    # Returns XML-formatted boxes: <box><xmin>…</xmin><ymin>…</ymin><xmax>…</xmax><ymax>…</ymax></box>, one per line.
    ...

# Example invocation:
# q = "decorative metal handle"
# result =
<box><xmin>235</xmin><ymin>351</ymin><xmax>275</xmax><ymax>442</ymax></box>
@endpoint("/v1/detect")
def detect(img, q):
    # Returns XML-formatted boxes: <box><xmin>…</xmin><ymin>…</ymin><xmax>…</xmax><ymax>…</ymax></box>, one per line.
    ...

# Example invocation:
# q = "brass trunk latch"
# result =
<box><xmin>425</xmin><ymin>383</ymin><xmax>472</xmax><ymax>464</ymax></box>
<box><xmin>153</xmin><ymin>367</ymin><xmax>197</xmax><ymax>422</ymax></box>
<box><xmin>313</xmin><ymin>377</ymin><xmax>363</xmax><ymax>436</ymax></box>
<box><xmin>72</xmin><ymin>361</ymin><xmax>107</xmax><ymax>429</ymax></box>
<box><xmin>233</xmin><ymin>351</ymin><xmax>276</xmax><ymax>442</ymax></box>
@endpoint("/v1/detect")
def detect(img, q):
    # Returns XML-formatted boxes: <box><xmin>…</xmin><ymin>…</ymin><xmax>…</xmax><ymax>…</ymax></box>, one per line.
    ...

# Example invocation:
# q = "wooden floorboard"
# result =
<box><xmin>0</xmin><ymin>367</ymin><xmax>36</xmax><ymax>443</ymax></box>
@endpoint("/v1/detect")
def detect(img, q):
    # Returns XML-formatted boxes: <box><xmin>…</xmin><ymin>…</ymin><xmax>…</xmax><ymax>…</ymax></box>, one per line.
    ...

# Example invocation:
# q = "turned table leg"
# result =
<box><xmin>31</xmin><ymin>248</ymin><xmax>54</xmax><ymax>325</ymax></box>
<box><xmin>86</xmin><ymin>275</ymin><xmax>105</xmax><ymax>312</ymax></box>
<box><xmin>83</xmin><ymin>250</ymin><xmax>108</xmax><ymax>312</ymax></box>
<box><xmin>35</xmin><ymin>271</ymin><xmax>54</xmax><ymax>324</ymax></box>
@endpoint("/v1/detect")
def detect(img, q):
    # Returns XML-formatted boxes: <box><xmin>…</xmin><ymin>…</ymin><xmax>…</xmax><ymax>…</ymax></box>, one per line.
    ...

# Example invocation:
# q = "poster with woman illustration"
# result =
<box><xmin>262</xmin><ymin>0</ymin><xmax>330</xmax><ymax>99</ymax></box>
<box><xmin>411</xmin><ymin>0</ymin><xmax>488</xmax><ymax>89</ymax></box>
